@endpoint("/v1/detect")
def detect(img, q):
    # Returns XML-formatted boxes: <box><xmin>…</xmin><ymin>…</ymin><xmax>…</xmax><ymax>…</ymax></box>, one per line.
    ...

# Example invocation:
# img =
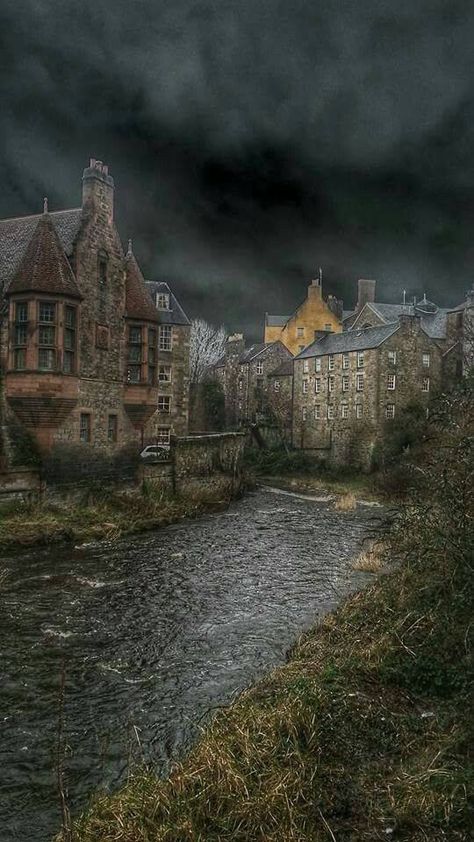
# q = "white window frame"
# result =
<box><xmin>342</xmin><ymin>354</ymin><xmax>349</xmax><ymax>369</ymax></box>
<box><xmin>341</xmin><ymin>403</ymin><xmax>349</xmax><ymax>419</ymax></box>
<box><xmin>357</xmin><ymin>351</ymin><xmax>364</xmax><ymax>368</ymax></box>
<box><xmin>328</xmin><ymin>375</ymin><xmax>335</xmax><ymax>392</ymax></box>
<box><xmin>256</xmin><ymin>361</ymin><xmax>264</xmax><ymax>375</ymax></box>
<box><xmin>314</xmin><ymin>405</ymin><xmax>321</xmax><ymax>420</ymax></box>
<box><xmin>328</xmin><ymin>354</ymin><xmax>335</xmax><ymax>371</ymax></box>
<box><xmin>273</xmin><ymin>380</ymin><xmax>281</xmax><ymax>392</ymax></box>
<box><xmin>342</xmin><ymin>375</ymin><xmax>349</xmax><ymax>392</ymax></box>
<box><xmin>422</xmin><ymin>353</ymin><xmax>430</xmax><ymax>368</ymax></box>
<box><xmin>156</xmin><ymin>292</ymin><xmax>170</xmax><ymax>310</ymax></box>
<box><xmin>315</xmin><ymin>378</ymin><xmax>321</xmax><ymax>393</ymax></box>
<box><xmin>387</xmin><ymin>374</ymin><xmax>396</xmax><ymax>390</ymax></box>
<box><xmin>303</xmin><ymin>359</ymin><xmax>309</xmax><ymax>373</ymax></box>
<box><xmin>356</xmin><ymin>403</ymin><xmax>363</xmax><ymax>419</ymax></box>
<box><xmin>158</xmin><ymin>395</ymin><xmax>171</xmax><ymax>413</ymax></box>
<box><xmin>302</xmin><ymin>407</ymin><xmax>307</xmax><ymax>421</ymax></box>
<box><xmin>302</xmin><ymin>380</ymin><xmax>309</xmax><ymax>394</ymax></box>
<box><xmin>388</xmin><ymin>350</ymin><xmax>397</xmax><ymax>365</ymax></box>
<box><xmin>386</xmin><ymin>404</ymin><xmax>395</xmax><ymax>419</ymax></box>
<box><xmin>297</xmin><ymin>327</ymin><xmax>305</xmax><ymax>338</ymax></box>
<box><xmin>356</xmin><ymin>373</ymin><xmax>364</xmax><ymax>391</ymax></box>
<box><xmin>158</xmin><ymin>364</ymin><xmax>172</xmax><ymax>383</ymax></box>
<box><xmin>422</xmin><ymin>377</ymin><xmax>430</xmax><ymax>392</ymax></box>
<box><xmin>315</xmin><ymin>358</ymin><xmax>321</xmax><ymax>372</ymax></box>
<box><xmin>159</xmin><ymin>325</ymin><xmax>172</xmax><ymax>351</ymax></box>
<box><xmin>327</xmin><ymin>405</ymin><xmax>334</xmax><ymax>420</ymax></box>
<box><xmin>157</xmin><ymin>427</ymin><xmax>171</xmax><ymax>444</ymax></box>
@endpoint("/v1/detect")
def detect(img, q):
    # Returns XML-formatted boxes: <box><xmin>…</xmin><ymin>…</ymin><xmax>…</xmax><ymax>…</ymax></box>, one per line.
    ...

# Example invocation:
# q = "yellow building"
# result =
<box><xmin>264</xmin><ymin>276</ymin><xmax>343</xmax><ymax>355</ymax></box>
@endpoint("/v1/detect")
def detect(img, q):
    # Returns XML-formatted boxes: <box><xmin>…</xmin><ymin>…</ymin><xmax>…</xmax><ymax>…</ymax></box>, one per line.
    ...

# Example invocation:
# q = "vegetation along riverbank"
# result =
<box><xmin>62</xmin><ymin>387</ymin><xmax>473</xmax><ymax>841</ymax></box>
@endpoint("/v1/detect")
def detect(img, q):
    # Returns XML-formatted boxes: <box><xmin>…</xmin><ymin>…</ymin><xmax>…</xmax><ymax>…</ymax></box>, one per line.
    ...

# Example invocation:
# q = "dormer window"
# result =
<box><xmin>156</xmin><ymin>292</ymin><xmax>170</xmax><ymax>310</ymax></box>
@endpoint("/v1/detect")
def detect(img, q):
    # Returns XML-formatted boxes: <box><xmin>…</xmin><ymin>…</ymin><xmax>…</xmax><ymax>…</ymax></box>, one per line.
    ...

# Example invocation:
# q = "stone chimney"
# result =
<box><xmin>357</xmin><ymin>279</ymin><xmax>376</xmax><ymax>311</ymax></box>
<box><xmin>82</xmin><ymin>158</ymin><xmax>115</xmax><ymax>223</ymax></box>
<box><xmin>308</xmin><ymin>273</ymin><xmax>323</xmax><ymax>300</ymax></box>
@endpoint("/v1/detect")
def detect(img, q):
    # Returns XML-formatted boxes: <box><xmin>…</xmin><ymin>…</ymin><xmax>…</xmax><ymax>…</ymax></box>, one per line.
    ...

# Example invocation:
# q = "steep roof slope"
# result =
<box><xmin>296</xmin><ymin>323</ymin><xmax>399</xmax><ymax>358</ymax></box>
<box><xmin>124</xmin><ymin>248</ymin><xmax>159</xmax><ymax>322</ymax></box>
<box><xmin>6</xmin><ymin>213</ymin><xmax>81</xmax><ymax>299</ymax></box>
<box><xmin>146</xmin><ymin>280</ymin><xmax>190</xmax><ymax>325</ymax></box>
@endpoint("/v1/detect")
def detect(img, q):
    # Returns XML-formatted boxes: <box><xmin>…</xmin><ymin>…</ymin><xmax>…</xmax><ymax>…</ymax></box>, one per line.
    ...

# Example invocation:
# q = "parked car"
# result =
<box><xmin>139</xmin><ymin>444</ymin><xmax>170</xmax><ymax>462</ymax></box>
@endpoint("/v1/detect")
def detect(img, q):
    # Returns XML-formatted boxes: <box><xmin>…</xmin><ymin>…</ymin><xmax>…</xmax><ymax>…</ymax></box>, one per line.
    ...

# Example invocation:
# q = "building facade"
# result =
<box><xmin>264</xmin><ymin>275</ymin><xmax>343</xmax><ymax>354</ymax></box>
<box><xmin>292</xmin><ymin>312</ymin><xmax>463</xmax><ymax>469</ymax></box>
<box><xmin>0</xmin><ymin>159</ymin><xmax>189</xmax><ymax>463</ymax></box>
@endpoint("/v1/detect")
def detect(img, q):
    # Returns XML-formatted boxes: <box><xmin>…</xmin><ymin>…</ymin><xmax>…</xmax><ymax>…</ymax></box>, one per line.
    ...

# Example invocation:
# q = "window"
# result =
<box><xmin>314</xmin><ymin>405</ymin><xmax>321</xmax><ymax>419</ymax></box>
<box><xmin>107</xmin><ymin>414</ymin><xmax>118</xmax><ymax>442</ymax></box>
<box><xmin>38</xmin><ymin>302</ymin><xmax>56</xmax><ymax>370</ymax></box>
<box><xmin>156</xmin><ymin>293</ymin><xmax>170</xmax><ymax>310</ymax></box>
<box><xmin>158</xmin><ymin>396</ymin><xmax>171</xmax><ymax>413</ymax></box>
<box><xmin>387</xmin><ymin>374</ymin><xmax>396</xmax><ymax>390</ymax></box>
<box><xmin>80</xmin><ymin>413</ymin><xmax>91</xmax><ymax>443</ymax></box>
<box><xmin>13</xmin><ymin>301</ymin><xmax>28</xmax><ymax>370</ymax></box>
<box><xmin>388</xmin><ymin>350</ymin><xmax>397</xmax><ymax>365</ymax></box>
<box><xmin>157</xmin><ymin>427</ymin><xmax>171</xmax><ymax>445</ymax></box>
<box><xmin>274</xmin><ymin>380</ymin><xmax>281</xmax><ymax>392</ymax></box>
<box><xmin>356</xmin><ymin>403</ymin><xmax>363</xmax><ymax>419</ymax></box>
<box><xmin>342</xmin><ymin>375</ymin><xmax>349</xmax><ymax>392</ymax></box>
<box><xmin>159</xmin><ymin>365</ymin><xmax>172</xmax><ymax>383</ymax></box>
<box><xmin>327</xmin><ymin>405</ymin><xmax>334</xmax><ymax>420</ymax></box>
<box><xmin>342</xmin><ymin>354</ymin><xmax>349</xmax><ymax>369</ymax></box>
<box><xmin>328</xmin><ymin>375</ymin><xmax>335</xmax><ymax>392</ymax></box>
<box><xmin>238</xmin><ymin>378</ymin><xmax>243</xmax><ymax>391</ymax></box>
<box><xmin>315</xmin><ymin>378</ymin><xmax>321</xmax><ymax>393</ymax></box>
<box><xmin>127</xmin><ymin>325</ymin><xmax>142</xmax><ymax>382</ymax></box>
<box><xmin>422</xmin><ymin>377</ymin><xmax>430</xmax><ymax>392</ymax></box>
<box><xmin>324</xmin><ymin>323</ymin><xmax>332</xmax><ymax>331</ymax></box>
<box><xmin>64</xmin><ymin>306</ymin><xmax>76</xmax><ymax>374</ymax></box>
<box><xmin>341</xmin><ymin>403</ymin><xmax>349</xmax><ymax>419</ymax></box>
<box><xmin>256</xmin><ymin>361</ymin><xmax>264</xmax><ymax>375</ymax></box>
<box><xmin>302</xmin><ymin>380</ymin><xmax>308</xmax><ymax>394</ymax></box>
<box><xmin>303</xmin><ymin>359</ymin><xmax>309</xmax><ymax>373</ymax></box>
<box><xmin>302</xmin><ymin>407</ymin><xmax>307</xmax><ymax>421</ymax></box>
<box><xmin>386</xmin><ymin>404</ymin><xmax>395</xmax><ymax>419</ymax></box>
<box><xmin>315</xmin><ymin>358</ymin><xmax>321</xmax><ymax>372</ymax></box>
<box><xmin>328</xmin><ymin>354</ymin><xmax>335</xmax><ymax>371</ymax></box>
<box><xmin>159</xmin><ymin>325</ymin><xmax>172</xmax><ymax>351</ymax></box>
<box><xmin>422</xmin><ymin>353</ymin><xmax>430</xmax><ymax>367</ymax></box>
<box><xmin>297</xmin><ymin>327</ymin><xmax>305</xmax><ymax>338</ymax></box>
<box><xmin>357</xmin><ymin>351</ymin><xmax>364</xmax><ymax>368</ymax></box>
<box><xmin>356</xmin><ymin>373</ymin><xmax>364</xmax><ymax>391</ymax></box>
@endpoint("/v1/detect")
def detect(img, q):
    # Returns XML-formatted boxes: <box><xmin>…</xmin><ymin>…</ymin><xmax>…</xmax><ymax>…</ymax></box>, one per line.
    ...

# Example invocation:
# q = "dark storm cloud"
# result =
<box><xmin>1</xmin><ymin>0</ymin><xmax>474</xmax><ymax>336</ymax></box>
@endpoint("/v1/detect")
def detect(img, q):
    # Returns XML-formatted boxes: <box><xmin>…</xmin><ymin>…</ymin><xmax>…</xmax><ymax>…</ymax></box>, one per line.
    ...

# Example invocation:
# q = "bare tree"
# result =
<box><xmin>189</xmin><ymin>318</ymin><xmax>227</xmax><ymax>383</ymax></box>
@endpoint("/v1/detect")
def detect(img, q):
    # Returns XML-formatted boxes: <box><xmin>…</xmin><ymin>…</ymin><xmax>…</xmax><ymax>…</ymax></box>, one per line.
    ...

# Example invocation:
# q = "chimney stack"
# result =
<box><xmin>357</xmin><ymin>279</ymin><xmax>376</xmax><ymax>311</ymax></box>
<box><xmin>82</xmin><ymin>158</ymin><xmax>115</xmax><ymax>223</ymax></box>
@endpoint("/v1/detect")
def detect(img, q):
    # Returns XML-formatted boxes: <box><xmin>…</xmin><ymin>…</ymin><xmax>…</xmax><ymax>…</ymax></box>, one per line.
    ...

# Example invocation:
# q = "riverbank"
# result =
<box><xmin>68</xmin><ymin>538</ymin><xmax>471</xmax><ymax>841</ymax></box>
<box><xmin>0</xmin><ymin>485</ymin><xmax>235</xmax><ymax>554</ymax></box>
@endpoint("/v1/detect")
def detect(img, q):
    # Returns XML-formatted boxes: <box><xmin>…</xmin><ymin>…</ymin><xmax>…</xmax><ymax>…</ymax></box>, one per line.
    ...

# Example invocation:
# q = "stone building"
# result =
<box><xmin>292</xmin><ymin>311</ymin><xmax>463</xmax><ymax>469</ymax></box>
<box><xmin>146</xmin><ymin>281</ymin><xmax>191</xmax><ymax>441</ymax></box>
<box><xmin>214</xmin><ymin>335</ymin><xmax>292</xmax><ymax>427</ymax></box>
<box><xmin>0</xmin><ymin>159</ymin><xmax>189</xmax><ymax>462</ymax></box>
<box><xmin>264</xmin><ymin>274</ymin><xmax>343</xmax><ymax>354</ymax></box>
<box><xmin>266</xmin><ymin>358</ymin><xmax>294</xmax><ymax>441</ymax></box>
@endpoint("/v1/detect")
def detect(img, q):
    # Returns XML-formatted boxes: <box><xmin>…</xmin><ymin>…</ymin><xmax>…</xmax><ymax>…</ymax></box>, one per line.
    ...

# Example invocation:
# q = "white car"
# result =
<box><xmin>140</xmin><ymin>444</ymin><xmax>170</xmax><ymax>462</ymax></box>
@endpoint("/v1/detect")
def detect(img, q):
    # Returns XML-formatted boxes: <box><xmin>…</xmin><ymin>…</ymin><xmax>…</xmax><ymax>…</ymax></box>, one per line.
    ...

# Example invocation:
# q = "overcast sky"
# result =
<box><xmin>1</xmin><ymin>0</ymin><xmax>473</xmax><ymax>337</ymax></box>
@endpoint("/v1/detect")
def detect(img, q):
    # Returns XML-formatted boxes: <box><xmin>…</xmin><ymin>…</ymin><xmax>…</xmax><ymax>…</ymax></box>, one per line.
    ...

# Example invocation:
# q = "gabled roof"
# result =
<box><xmin>296</xmin><ymin>323</ymin><xmax>399</xmax><ymax>359</ymax></box>
<box><xmin>351</xmin><ymin>301</ymin><xmax>450</xmax><ymax>340</ymax></box>
<box><xmin>269</xmin><ymin>359</ymin><xmax>294</xmax><ymax>377</ymax></box>
<box><xmin>0</xmin><ymin>208</ymin><xmax>82</xmax><ymax>292</ymax></box>
<box><xmin>6</xmin><ymin>213</ymin><xmax>81</xmax><ymax>299</ymax></box>
<box><xmin>124</xmin><ymin>249</ymin><xmax>159</xmax><ymax>322</ymax></box>
<box><xmin>265</xmin><ymin>314</ymin><xmax>290</xmax><ymax>327</ymax></box>
<box><xmin>146</xmin><ymin>280</ymin><xmax>190</xmax><ymax>325</ymax></box>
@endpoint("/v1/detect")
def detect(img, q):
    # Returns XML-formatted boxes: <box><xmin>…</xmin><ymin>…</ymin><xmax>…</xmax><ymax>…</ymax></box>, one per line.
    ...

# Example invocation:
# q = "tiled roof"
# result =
<box><xmin>269</xmin><ymin>359</ymin><xmax>294</xmax><ymax>377</ymax></box>
<box><xmin>265</xmin><ymin>314</ymin><xmax>290</xmax><ymax>327</ymax></box>
<box><xmin>352</xmin><ymin>301</ymin><xmax>450</xmax><ymax>340</ymax></box>
<box><xmin>0</xmin><ymin>208</ymin><xmax>82</xmax><ymax>292</ymax></box>
<box><xmin>146</xmin><ymin>280</ymin><xmax>190</xmax><ymax>325</ymax></box>
<box><xmin>295</xmin><ymin>323</ymin><xmax>399</xmax><ymax>359</ymax></box>
<box><xmin>6</xmin><ymin>214</ymin><xmax>81</xmax><ymax>299</ymax></box>
<box><xmin>125</xmin><ymin>251</ymin><xmax>159</xmax><ymax>322</ymax></box>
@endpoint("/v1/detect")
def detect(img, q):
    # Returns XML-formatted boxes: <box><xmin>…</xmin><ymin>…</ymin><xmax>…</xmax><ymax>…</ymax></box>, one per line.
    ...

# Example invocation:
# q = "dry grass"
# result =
<box><xmin>351</xmin><ymin>540</ymin><xmax>387</xmax><ymax>572</ymax></box>
<box><xmin>334</xmin><ymin>491</ymin><xmax>357</xmax><ymax>511</ymax></box>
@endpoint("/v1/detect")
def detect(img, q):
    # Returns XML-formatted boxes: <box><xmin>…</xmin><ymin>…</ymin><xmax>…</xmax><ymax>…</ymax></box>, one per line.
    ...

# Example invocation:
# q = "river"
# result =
<box><xmin>0</xmin><ymin>487</ymin><xmax>380</xmax><ymax>841</ymax></box>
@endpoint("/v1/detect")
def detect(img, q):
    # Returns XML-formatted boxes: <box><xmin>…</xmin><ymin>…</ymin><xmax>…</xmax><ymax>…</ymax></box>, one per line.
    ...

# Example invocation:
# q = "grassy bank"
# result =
<box><xmin>0</xmin><ymin>485</ymin><xmax>233</xmax><ymax>554</ymax></box>
<box><xmin>64</xmin><ymin>390</ymin><xmax>473</xmax><ymax>841</ymax></box>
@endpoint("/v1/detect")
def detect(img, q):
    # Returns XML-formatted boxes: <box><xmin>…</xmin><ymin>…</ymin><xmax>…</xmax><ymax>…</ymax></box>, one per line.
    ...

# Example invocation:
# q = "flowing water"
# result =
<box><xmin>0</xmin><ymin>488</ymin><xmax>381</xmax><ymax>841</ymax></box>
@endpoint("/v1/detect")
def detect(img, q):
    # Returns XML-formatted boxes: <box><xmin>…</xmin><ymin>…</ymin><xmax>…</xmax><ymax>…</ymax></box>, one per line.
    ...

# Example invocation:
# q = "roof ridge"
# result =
<box><xmin>0</xmin><ymin>207</ymin><xmax>82</xmax><ymax>225</ymax></box>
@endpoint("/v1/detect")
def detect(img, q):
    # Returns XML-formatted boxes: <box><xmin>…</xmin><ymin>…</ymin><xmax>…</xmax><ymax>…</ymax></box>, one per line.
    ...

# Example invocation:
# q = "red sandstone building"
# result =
<box><xmin>0</xmin><ymin>159</ymin><xmax>190</xmax><ymax>460</ymax></box>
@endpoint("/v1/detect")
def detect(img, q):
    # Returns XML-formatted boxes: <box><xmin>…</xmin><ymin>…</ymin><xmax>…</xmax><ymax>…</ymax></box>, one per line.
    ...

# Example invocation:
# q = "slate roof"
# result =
<box><xmin>295</xmin><ymin>323</ymin><xmax>400</xmax><ymax>359</ymax></box>
<box><xmin>6</xmin><ymin>213</ymin><xmax>82</xmax><ymax>299</ymax></box>
<box><xmin>0</xmin><ymin>208</ymin><xmax>83</xmax><ymax>293</ymax></box>
<box><xmin>239</xmin><ymin>343</ymin><xmax>267</xmax><ymax>363</ymax></box>
<box><xmin>265</xmin><ymin>314</ymin><xmax>290</xmax><ymax>327</ymax></box>
<box><xmin>125</xmin><ymin>251</ymin><xmax>159</xmax><ymax>322</ymax></box>
<box><xmin>351</xmin><ymin>301</ymin><xmax>450</xmax><ymax>340</ymax></box>
<box><xmin>269</xmin><ymin>359</ymin><xmax>294</xmax><ymax>377</ymax></box>
<box><xmin>146</xmin><ymin>280</ymin><xmax>190</xmax><ymax>325</ymax></box>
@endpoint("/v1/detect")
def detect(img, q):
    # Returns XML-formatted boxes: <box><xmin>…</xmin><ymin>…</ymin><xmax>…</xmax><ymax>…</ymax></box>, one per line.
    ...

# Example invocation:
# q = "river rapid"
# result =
<box><xmin>0</xmin><ymin>488</ymin><xmax>380</xmax><ymax>841</ymax></box>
